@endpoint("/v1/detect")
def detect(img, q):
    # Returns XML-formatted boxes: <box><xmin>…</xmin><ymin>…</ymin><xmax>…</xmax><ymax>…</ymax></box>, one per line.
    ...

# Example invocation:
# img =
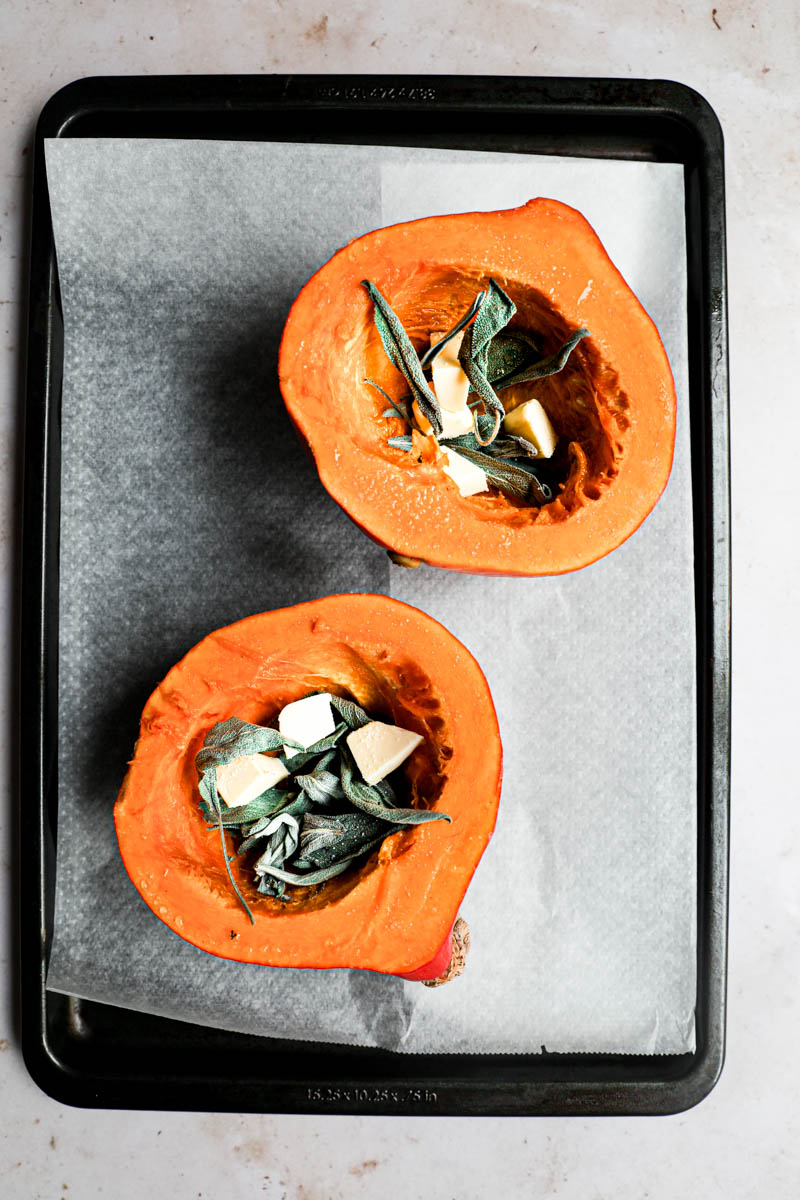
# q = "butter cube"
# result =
<box><xmin>411</xmin><ymin>331</ymin><xmax>474</xmax><ymax>440</ymax></box>
<box><xmin>346</xmin><ymin>720</ymin><xmax>424</xmax><ymax>786</ymax></box>
<box><xmin>412</xmin><ymin>398</ymin><xmax>474</xmax><ymax>440</ymax></box>
<box><xmin>502</xmin><ymin>398</ymin><xmax>557</xmax><ymax>458</ymax></box>
<box><xmin>216</xmin><ymin>754</ymin><xmax>289</xmax><ymax>808</ymax></box>
<box><xmin>279</xmin><ymin>692</ymin><xmax>336</xmax><ymax>758</ymax></box>
<box><xmin>430</xmin><ymin>330</ymin><xmax>471</xmax><ymax>413</ymax></box>
<box><xmin>440</xmin><ymin>447</ymin><xmax>489</xmax><ymax>497</ymax></box>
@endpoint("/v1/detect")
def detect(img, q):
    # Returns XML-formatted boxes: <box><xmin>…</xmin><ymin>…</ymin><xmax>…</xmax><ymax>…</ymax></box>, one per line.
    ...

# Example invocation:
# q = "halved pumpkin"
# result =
<box><xmin>114</xmin><ymin>593</ymin><xmax>502</xmax><ymax>976</ymax></box>
<box><xmin>278</xmin><ymin>198</ymin><xmax>677</xmax><ymax>575</ymax></box>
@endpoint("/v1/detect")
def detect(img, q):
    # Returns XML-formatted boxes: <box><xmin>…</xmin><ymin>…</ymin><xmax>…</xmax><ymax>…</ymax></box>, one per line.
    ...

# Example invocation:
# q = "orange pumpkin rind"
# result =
<box><xmin>278</xmin><ymin>198</ymin><xmax>677</xmax><ymax>576</ymax></box>
<box><xmin>114</xmin><ymin>594</ymin><xmax>503</xmax><ymax>976</ymax></box>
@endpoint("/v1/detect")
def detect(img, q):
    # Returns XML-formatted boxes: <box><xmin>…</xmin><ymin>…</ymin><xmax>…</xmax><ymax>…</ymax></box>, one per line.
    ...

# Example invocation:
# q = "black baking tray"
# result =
<box><xmin>19</xmin><ymin>74</ymin><xmax>730</xmax><ymax>1115</ymax></box>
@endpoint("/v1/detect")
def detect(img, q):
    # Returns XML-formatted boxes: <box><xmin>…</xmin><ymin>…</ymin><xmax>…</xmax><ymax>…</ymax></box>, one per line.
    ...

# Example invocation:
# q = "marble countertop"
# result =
<box><xmin>2</xmin><ymin>1</ymin><xmax>797</xmax><ymax>1196</ymax></box>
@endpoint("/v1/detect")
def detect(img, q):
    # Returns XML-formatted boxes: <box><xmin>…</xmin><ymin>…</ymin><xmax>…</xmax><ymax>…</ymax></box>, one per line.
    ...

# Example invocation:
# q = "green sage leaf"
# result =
<box><xmin>214</xmin><ymin>787</ymin><xmax>294</xmax><ymax>828</ymax></box>
<box><xmin>340</xmin><ymin>751</ymin><xmax>450</xmax><ymax>827</ymax></box>
<box><xmin>295</xmin><ymin>810</ymin><xmax>397</xmax><ymax>870</ymax></box>
<box><xmin>280</xmin><ymin>721</ymin><xmax>348</xmax><ymax>772</ymax></box>
<box><xmin>250</xmin><ymin>813</ymin><xmax>300</xmax><ymax>872</ymax></box>
<box><xmin>451</xmin><ymin>446</ymin><xmax>552</xmax><ymax>503</ymax></box>
<box><xmin>486</xmin><ymin>331</ymin><xmax>540</xmax><ymax>384</ymax></box>
<box><xmin>314</xmin><ymin>748</ymin><xmax>339</xmax><ymax>773</ymax></box>
<box><xmin>196</xmin><ymin>717</ymin><xmax>301</xmax><ymax>773</ymax></box>
<box><xmin>257</xmin><ymin>874</ymin><xmax>286</xmax><ymax>898</ymax></box>
<box><xmin>294</xmin><ymin>768</ymin><xmax>345</xmax><ymax>806</ymax></box>
<box><xmin>365</xmin><ymin>376</ymin><xmax>411</xmax><ymax>421</ymax></box>
<box><xmin>494</xmin><ymin>328</ymin><xmax>590</xmax><ymax>390</ymax></box>
<box><xmin>329</xmin><ymin>695</ymin><xmax>371</xmax><ymax>730</ymax></box>
<box><xmin>457</xmin><ymin>280</ymin><xmax>516</xmax><ymax>422</ymax></box>
<box><xmin>489</xmin><ymin>433</ymin><xmax>541</xmax><ymax>460</ymax></box>
<box><xmin>253</xmin><ymin>832</ymin><xmax>393</xmax><ymax>888</ymax></box>
<box><xmin>444</xmin><ymin>426</ymin><xmax>540</xmax><ymax>463</ymax></box>
<box><xmin>362</xmin><ymin>280</ymin><xmax>443</xmax><ymax>437</ymax></box>
<box><xmin>387</xmin><ymin>435</ymin><xmax>414</xmax><ymax>453</ymax></box>
<box><xmin>498</xmin><ymin>457</ymin><xmax>554</xmax><ymax>503</ymax></box>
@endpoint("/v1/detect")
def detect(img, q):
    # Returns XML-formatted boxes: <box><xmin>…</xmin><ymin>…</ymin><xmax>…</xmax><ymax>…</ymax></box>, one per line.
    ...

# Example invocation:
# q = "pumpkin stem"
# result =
<box><xmin>422</xmin><ymin>916</ymin><xmax>471</xmax><ymax>987</ymax></box>
<box><xmin>388</xmin><ymin>551</ymin><xmax>423</xmax><ymax>569</ymax></box>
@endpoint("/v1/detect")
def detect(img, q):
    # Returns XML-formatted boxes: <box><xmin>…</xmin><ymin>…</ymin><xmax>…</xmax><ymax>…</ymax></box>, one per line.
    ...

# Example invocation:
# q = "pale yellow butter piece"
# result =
<box><xmin>412</xmin><ymin>398</ymin><xmax>474</xmax><ymax>440</ymax></box>
<box><xmin>346</xmin><ymin>720</ymin><xmax>424</xmax><ymax>786</ymax></box>
<box><xmin>502</xmin><ymin>398</ymin><xmax>558</xmax><ymax>458</ymax></box>
<box><xmin>279</xmin><ymin>692</ymin><xmax>335</xmax><ymax>758</ymax></box>
<box><xmin>440</xmin><ymin>446</ymin><xmax>489</xmax><ymax>497</ymax></box>
<box><xmin>410</xmin><ymin>330</ymin><xmax>474</xmax><ymax>440</ymax></box>
<box><xmin>430</xmin><ymin>330</ymin><xmax>471</xmax><ymax>413</ymax></box>
<box><xmin>216</xmin><ymin>754</ymin><xmax>289</xmax><ymax>808</ymax></box>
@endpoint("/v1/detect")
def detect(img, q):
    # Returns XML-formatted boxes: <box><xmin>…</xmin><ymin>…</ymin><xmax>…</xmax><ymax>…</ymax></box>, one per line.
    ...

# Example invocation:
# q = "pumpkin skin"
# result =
<box><xmin>114</xmin><ymin>593</ymin><xmax>502</xmax><ymax>976</ymax></box>
<box><xmin>278</xmin><ymin>198</ymin><xmax>677</xmax><ymax>576</ymax></box>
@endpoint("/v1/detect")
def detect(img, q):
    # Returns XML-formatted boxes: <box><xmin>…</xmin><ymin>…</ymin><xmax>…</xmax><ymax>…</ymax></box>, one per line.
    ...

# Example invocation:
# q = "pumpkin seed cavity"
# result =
<box><xmin>363</xmin><ymin>278</ymin><xmax>589</xmax><ymax>506</ymax></box>
<box><xmin>195</xmin><ymin>693</ymin><xmax>449</xmax><ymax>923</ymax></box>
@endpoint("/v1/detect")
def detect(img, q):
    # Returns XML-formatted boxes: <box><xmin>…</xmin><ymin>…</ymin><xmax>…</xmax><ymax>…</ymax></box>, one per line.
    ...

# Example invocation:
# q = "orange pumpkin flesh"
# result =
<box><xmin>278</xmin><ymin>198</ymin><xmax>677</xmax><ymax>576</ymax></box>
<box><xmin>114</xmin><ymin>594</ymin><xmax>502</xmax><ymax>975</ymax></box>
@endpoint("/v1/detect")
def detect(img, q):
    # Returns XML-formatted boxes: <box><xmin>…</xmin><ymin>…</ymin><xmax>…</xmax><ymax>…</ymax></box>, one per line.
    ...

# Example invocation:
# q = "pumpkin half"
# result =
<box><xmin>114</xmin><ymin>593</ymin><xmax>502</xmax><ymax>976</ymax></box>
<box><xmin>278</xmin><ymin>198</ymin><xmax>677</xmax><ymax>575</ymax></box>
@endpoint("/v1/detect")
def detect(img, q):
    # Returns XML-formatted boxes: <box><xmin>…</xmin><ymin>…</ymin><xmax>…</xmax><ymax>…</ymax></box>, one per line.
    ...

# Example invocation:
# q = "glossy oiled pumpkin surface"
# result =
<box><xmin>114</xmin><ymin>594</ymin><xmax>502</xmax><ymax>974</ymax></box>
<box><xmin>278</xmin><ymin>198</ymin><xmax>677</xmax><ymax>575</ymax></box>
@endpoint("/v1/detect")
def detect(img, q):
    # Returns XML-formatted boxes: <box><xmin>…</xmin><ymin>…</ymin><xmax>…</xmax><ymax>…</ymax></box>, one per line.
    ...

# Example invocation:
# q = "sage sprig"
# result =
<box><xmin>362</xmin><ymin>280</ymin><xmax>443</xmax><ymax>437</ymax></box>
<box><xmin>457</xmin><ymin>280</ymin><xmax>516</xmax><ymax>419</ymax></box>
<box><xmin>364</xmin><ymin>277</ymin><xmax>590</xmax><ymax>505</ymax></box>
<box><xmin>195</xmin><ymin>694</ymin><xmax>448</xmax><ymax>917</ymax></box>
<box><xmin>364</xmin><ymin>377</ymin><xmax>410</xmax><ymax>421</ymax></box>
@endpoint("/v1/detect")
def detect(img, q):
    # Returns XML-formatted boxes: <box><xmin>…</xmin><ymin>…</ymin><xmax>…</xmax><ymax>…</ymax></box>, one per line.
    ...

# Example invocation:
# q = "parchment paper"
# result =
<box><xmin>44</xmin><ymin>139</ymin><xmax>695</xmax><ymax>1054</ymax></box>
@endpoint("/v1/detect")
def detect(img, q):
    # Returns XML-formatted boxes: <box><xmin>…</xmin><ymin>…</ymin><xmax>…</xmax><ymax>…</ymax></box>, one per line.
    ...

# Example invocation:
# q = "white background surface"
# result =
<box><xmin>1</xmin><ymin>1</ymin><xmax>797</xmax><ymax>1197</ymax></box>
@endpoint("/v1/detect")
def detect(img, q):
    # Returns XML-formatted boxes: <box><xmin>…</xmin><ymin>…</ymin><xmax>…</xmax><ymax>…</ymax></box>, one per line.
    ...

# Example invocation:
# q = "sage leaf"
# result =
<box><xmin>451</xmin><ymin>446</ymin><xmax>551</xmax><ymax>502</ymax></box>
<box><xmin>444</xmin><ymin>427</ymin><xmax>540</xmax><ymax>463</ymax></box>
<box><xmin>314</xmin><ymin>748</ymin><xmax>339</xmax><ymax>773</ymax></box>
<box><xmin>375</xmin><ymin>776</ymin><xmax>397</xmax><ymax>807</ymax></box>
<box><xmin>387</xmin><ymin>435</ymin><xmax>414</xmax><ymax>453</ymax></box>
<box><xmin>195</xmin><ymin>717</ymin><xmax>301</xmax><ymax>773</ymax></box>
<box><xmin>494</xmin><ymin>328</ymin><xmax>590</xmax><ymax>390</ymax></box>
<box><xmin>486</xmin><ymin>331</ymin><xmax>540</xmax><ymax>384</ymax></box>
<box><xmin>489</xmin><ymin>433</ymin><xmax>541</xmax><ymax>460</ymax></box>
<box><xmin>294</xmin><ymin>768</ymin><xmax>345</xmax><ymax>806</ymax></box>
<box><xmin>340</xmin><ymin>751</ymin><xmax>450</xmax><ymax>827</ymax></box>
<box><xmin>254</xmin><ymin>833</ymin><xmax>393</xmax><ymax>888</ymax></box>
<box><xmin>364</xmin><ymin>376</ymin><xmax>409</xmax><ymax>417</ymax></box>
<box><xmin>251</xmin><ymin>813</ymin><xmax>301</xmax><ymax>873</ymax></box>
<box><xmin>279</xmin><ymin>721</ymin><xmax>348</xmax><ymax>772</ymax></box>
<box><xmin>197</xmin><ymin>766</ymin><xmax>222</xmax><ymax>819</ymax></box>
<box><xmin>458</xmin><ymin>280</ymin><xmax>516</xmax><ymax>421</ymax></box>
<box><xmin>215</xmin><ymin>787</ymin><xmax>294</xmax><ymax>827</ymax></box>
<box><xmin>418</xmin><ymin>291</ymin><xmax>485</xmax><ymax>368</ymax></box>
<box><xmin>362</xmin><ymin>280</ymin><xmax>443</xmax><ymax>436</ymax></box>
<box><xmin>329</xmin><ymin>695</ymin><xmax>371</xmax><ymax>730</ymax></box>
<box><xmin>498</xmin><ymin>457</ymin><xmax>554</xmax><ymax>503</ymax></box>
<box><xmin>296</xmin><ymin>810</ymin><xmax>395</xmax><ymax>870</ymax></box>
<box><xmin>257</xmin><ymin>874</ymin><xmax>286</xmax><ymax>898</ymax></box>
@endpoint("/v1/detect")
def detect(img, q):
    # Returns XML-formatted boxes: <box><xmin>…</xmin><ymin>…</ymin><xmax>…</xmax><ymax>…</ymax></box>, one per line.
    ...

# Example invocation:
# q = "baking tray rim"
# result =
<box><xmin>18</xmin><ymin>73</ymin><xmax>730</xmax><ymax>1117</ymax></box>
